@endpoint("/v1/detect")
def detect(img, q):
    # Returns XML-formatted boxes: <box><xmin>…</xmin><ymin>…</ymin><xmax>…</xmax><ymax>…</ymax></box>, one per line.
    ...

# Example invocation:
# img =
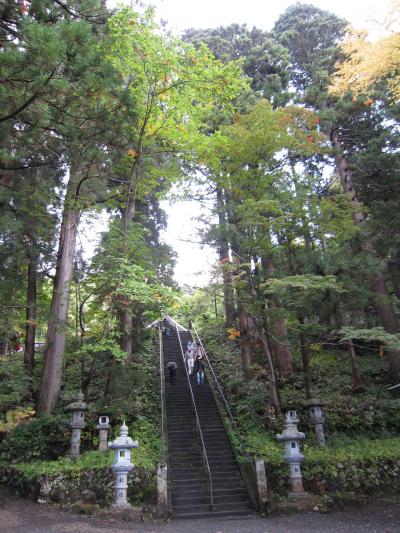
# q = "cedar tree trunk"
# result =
<box><xmin>24</xmin><ymin>246</ymin><xmax>37</xmax><ymax>375</ymax></box>
<box><xmin>262</xmin><ymin>256</ymin><xmax>294</xmax><ymax>377</ymax></box>
<box><xmin>38</xmin><ymin>171</ymin><xmax>80</xmax><ymax>413</ymax></box>
<box><xmin>216</xmin><ymin>186</ymin><xmax>235</xmax><ymax>327</ymax></box>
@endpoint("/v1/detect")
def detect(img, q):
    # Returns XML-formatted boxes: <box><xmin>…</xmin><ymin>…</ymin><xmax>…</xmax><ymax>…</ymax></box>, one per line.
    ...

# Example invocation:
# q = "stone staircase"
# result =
<box><xmin>164</xmin><ymin>328</ymin><xmax>252</xmax><ymax>519</ymax></box>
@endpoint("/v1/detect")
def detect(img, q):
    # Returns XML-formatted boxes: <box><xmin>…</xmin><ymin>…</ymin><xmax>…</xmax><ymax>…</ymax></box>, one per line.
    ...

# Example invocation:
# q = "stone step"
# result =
<box><xmin>170</xmin><ymin>456</ymin><xmax>236</xmax><ymax>466</ymax></box>
<box><xmin>171</xmin><ymin>479</ymin><xmax>209</xmax><ymax>489</ymax></box>
<box><xmin>174</xmin><ymin>485</ymin><xmax>247</xmax><ymax>497</ymax></box>
<box><xmin>168</xmin><ymin>433</ymin><xmax>229</xmax><ymax>442</ymax></box>
<box><xmin>173</xmin><ymin>492</ymin><xmax>249</xmax><ymax>506</ymax></box>
<box><xmin>171</xmin><ymin>470</ymin><xmax>208</xmax><ymax>480</ymax></box>
<box><xmin>173</xmin><ymin>501</ymin><xmax>250</xmax><ymax>515</ymax></box>
<box><xmin>172</xmin><ymin>475</ymin><xmax>242</xmax><ymax>488</ymax></box>
<box><xmin>172</xmin><ymin>465</ymin><xmax>241</xmax><ymax>476</ymax></box>
<box><xmin>173</xmin><ymin>509</ymin><xmax>252</xmax><ymax>519</ymax></box>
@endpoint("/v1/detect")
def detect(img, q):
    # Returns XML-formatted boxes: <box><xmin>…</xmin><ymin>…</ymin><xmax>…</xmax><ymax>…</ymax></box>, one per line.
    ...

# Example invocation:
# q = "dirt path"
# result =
<box><xmin>1</xmin><ymin>487</ymin><xmax>400</xmax><ymax>533</ymax></box>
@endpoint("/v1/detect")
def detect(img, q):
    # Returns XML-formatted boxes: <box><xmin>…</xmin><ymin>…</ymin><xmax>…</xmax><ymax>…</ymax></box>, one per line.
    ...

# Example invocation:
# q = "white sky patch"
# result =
<box><xmin>78</xmin><ymin>210</ymin><xmax>110</xmax><ymax>261</ymax></box>
<box><xmin>110</xmin><ymin>0</ymin><xmax>391</xmax><ymax>36</ymax></box>
<box><xmin>160</xmin><ymin>197</ymin><xmax>217</xmax><ymax>287</ymax></box>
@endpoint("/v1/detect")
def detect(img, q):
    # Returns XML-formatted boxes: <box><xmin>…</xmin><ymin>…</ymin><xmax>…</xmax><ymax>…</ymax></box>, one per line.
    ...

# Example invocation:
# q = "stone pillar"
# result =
<box><xmin>305</xmin><ymin>399</ymin><xmax>326</xmax><ymax>447</ymax></box>
<box><xmin>157</xmin><ymin>464</ymin><xmax>168</xmax><ymax>518</ymax></box>
<box><xmin>97</xmin><ymin>415</ymin><xmax>111</xmax><ymax>452</ymax></box>
<box><xmin>276</xmin><ymin>411</ymin><xmax>307</xmax><ymax>497</ymax></box>
<box><xmin>108</xmin><ymin>422</ymin><xmax>139</xmax><ymax>508</ymax></box>
<box><xmin>66</xmin><ymin>392</ymin><xmax>88</xmax><ymax>461</ymax></box>
<box><xmin>289</xmin><ymin>459</ymin><xmax>304</xmax><ymax>494</ymax></box>
<box><xmin>255</xmin><ymin>460</ymin><xmax>268</xmax><ymax>513</ymax></box>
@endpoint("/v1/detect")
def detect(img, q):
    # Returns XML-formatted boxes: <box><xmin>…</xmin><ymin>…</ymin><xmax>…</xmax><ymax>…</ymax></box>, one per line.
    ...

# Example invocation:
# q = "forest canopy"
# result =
<box><xmin>0</xmin><ymin>0</ymin><xmax>399</xmax><ymax>430</ymax></box>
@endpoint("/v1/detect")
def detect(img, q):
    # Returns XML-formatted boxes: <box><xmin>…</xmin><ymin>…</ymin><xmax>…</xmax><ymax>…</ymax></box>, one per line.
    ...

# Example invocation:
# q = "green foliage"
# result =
<box><xmin>0</xmin><ymin>354</ymin><xmax>32</xmax><ymax>412</ymax></box>
<box><xmin>263</xmin><ymin>274</ymin><xmax>341</xmax><ymax>292</ymax></box>
<box><xmin>0</xmin><ymin>414</ymin><xmax>70</xmax><ymax>463</ymax></box>
<box><xmin>184</xmin><ymin>24</ymin><xmax>290</xmax><ymax>107</ymax></box>
<box><xmin>339</xmin><ymin>327</ymin><xmax>400</xmax><ymax>351</ymax></box>
<box><xmin>273</xmin><ymin>3</ymin><xmax>347</xmax><ymax>96</ymax></box>
<box><xmin>72</xmin><ymin>338</ymin><xmax>126</xmax><ymax>363</ymax></box>
<box><xmin>9</xmin><ymin>416</ymin><xmax>160</xmax><ymax>479</ymax></box>
<box><xmin>10</xmin><ymin>450</ymin><xmax>113</xmax><ymax>480</ymax></box>
<box><xmin>106</xmin><ymin>7</ymin><xmax>248</xmax><ymax>159</ymax></box>
<box><xmin>262</xmin><ymin>436</ymin><xmax>400</xmax><ymax>495</ymax></box>
<box><xmin>126</xmin><ymin>418</ymin><xmax>161</xmax><ymax>471</ymax></box>
<box><xmin>118</xmin><ymin>263</ymin><xmax>179</xmax><ymax>317</ymax></box>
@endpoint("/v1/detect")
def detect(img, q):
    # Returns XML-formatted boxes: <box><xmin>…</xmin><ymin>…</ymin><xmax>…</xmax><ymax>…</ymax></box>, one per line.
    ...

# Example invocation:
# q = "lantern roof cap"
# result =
<box><xmin>276</xmin><ymin>427</ymin><xmax>305</xmax><ymax>441</ymax></box>
<box><xmin>303</xmin><ymin>398</ymin><xmax>326</xmax><ymax>407</ymax></box>
<box><xmin>108</xmin><ymin>422</ymin><xmax>139</xmax><ymax>450</ymax></box>
<box><xmin>65</xmin><ymin>392</ymin><xmax>88</xmax><ymax>412</ymax></box>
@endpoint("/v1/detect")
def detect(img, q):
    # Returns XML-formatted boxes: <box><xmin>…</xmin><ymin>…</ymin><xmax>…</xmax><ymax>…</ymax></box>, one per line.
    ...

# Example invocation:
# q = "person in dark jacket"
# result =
<box><xmin>194</xmin><ymin>354</ymin><xmax>205</xmax><ymax>385</ymax></box>
<box><xmin>167</xmin><ymin>361</ymin><xmax>177</xmax><ymax>385</ymax></box>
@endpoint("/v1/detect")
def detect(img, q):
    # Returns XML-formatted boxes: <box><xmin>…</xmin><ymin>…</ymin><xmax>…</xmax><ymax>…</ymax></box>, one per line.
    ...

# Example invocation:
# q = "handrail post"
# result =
<box><xmin>175</xmin><ymin>328</ymin><xmax>214</xmax><ymax>511</ymax></box>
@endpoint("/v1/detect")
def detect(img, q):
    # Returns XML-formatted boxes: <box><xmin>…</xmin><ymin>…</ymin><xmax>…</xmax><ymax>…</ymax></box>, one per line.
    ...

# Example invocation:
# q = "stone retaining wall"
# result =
<box><xmin>265</xmin><ymin>458</ymin><xmax>400</xmax><ymax>496</ymax></box>
<box><xmin>2</xmin><ymin>465</ymin><xmax>156</xmax><ymax>507</ymax></box>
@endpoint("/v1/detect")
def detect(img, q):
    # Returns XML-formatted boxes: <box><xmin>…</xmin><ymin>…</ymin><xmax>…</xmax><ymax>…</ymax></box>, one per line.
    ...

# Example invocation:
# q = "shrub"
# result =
<box><xmin>0</xmin><ymin>414</ymin><xmax>70</xmax><ymax>463</ymax></box>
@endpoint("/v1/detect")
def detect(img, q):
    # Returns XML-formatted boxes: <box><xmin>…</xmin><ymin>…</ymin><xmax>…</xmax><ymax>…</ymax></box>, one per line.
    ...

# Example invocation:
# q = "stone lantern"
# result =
<box><xmin>108</xmin><ymin>422</ymin><xmax>139</xmax><ymax>508</ymax></box>
<box><xmin>97</xmin><ymin>415</ymin><xmax>111</xmax><ymax>452</ymax></box>
<box><xmin>276</xmin><ymin>410</ymin><xmax>306</xmax><ymax>496</ymax></box>
<box><xmin>305</xmin><ymin>399</ymin><xmax>326</xmax><ymax>447</ymax></box>
<box><xmin>66</xmin><ymin>392</ymin><xmax>88</xmax><ymax>461</ymax></box>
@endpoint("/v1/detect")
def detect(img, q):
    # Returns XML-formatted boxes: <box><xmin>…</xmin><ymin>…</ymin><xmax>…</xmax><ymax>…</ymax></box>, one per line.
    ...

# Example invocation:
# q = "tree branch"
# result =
<box><xmin>0</xmin><ymin>67</ymin><xmax>57</xmax><ymax>123</ymax></box>
<box><xmin>0</xmin><ymin>20</ymin><xmax>21</xmax><ymax>39</ymax></box>
<box><xmin>0</xmin><ymin>159</ymin><xmax>56</xmax><ymax>171</ymax></box>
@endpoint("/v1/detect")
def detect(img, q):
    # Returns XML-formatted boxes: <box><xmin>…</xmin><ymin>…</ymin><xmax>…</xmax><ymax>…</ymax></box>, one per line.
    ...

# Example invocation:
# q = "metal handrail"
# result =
<box><xmin>175</xmin><ymin>327</ymin><xmax>214</xmax><ymax>511</ymax></box>
<box><xmin>159</xmin><ymin>324</ymin><xmax>168</xmax><ymax>462</ymax></box>
<box><xmin>191</xmin><ymin>323</ymin><xmax>256</xmax><ymax>472</ymax></box>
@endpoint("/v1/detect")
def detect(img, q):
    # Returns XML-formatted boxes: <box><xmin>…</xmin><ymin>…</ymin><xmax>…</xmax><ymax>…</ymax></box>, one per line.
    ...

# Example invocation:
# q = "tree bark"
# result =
<box><xmin>117</xmin><ymin>164</ymin><xmax>138</xmax><ymax>361</ymax></box>
<box><xmin>24</xmin><ymin>166</ymin><xmax>40</xmax><ymax>376</ymax></box>
<box><xmin>388</xmin><ymin>259</ymin><xmax>400</xmax><ymax>300</ymax></box>
<box><xmin>216</xmin><ymin>186</ymin><xmax>235</xmax><ymax>327</ymax></box>
<box><xmin>348</xmin><ymin>341</ymin><xmax>364</xmax><ymax>392</ymax></box>
<box><xmin>0</xmin><ymin>340</ymin><xmax>8</xmax><ymax>356</ymax></box>
<box><xmin>242</xmin><ymin>266</ymin><xmax>281</xmax><ymax>413</ymax></box>
<box><xmin>24</xmin><ymin>246</ymin><xmax>37</xmax><ymax>375</ymax></box>
<box><xmin>119</xmin><ymin>305</ymin><xmax>133</xmax><ymax>359</ymax></box>
<box><xmin>258</xmin><ymin>323</ymin><xmax>281</xmax><ymax>415</ymax></box>
<box><xmin>237</xmin><ymin>303</ymin><xmax>253</xmax><ymax>369</ymax></box>
<box><xmin>239</xmin><ymin>283</ymin><xmax>281</xmax><ymax>414</ymax></box>
<box><xmin>38</xmin><ymin>170</ymin><xmax>80</xmax><ymax>413</ymax></box>
<box><xmin>262</xmin><ymin>256</ymin><xmax>294</xmax><ymax>377</ymax></box>
<box><xmin>331</xmin><ymin>130</ymin><xmax>400</xmax><ymax>381</ymax></box>
<box><xmin>129</xmin><ymin>310</ymin><xmax>142</xmax><ymax>364</ymax></box>
<box><xmin>268</xmin><ymin>308</ymin><xmax>294</xmax><ymax>377</ymax></box>
<box><xmin>298</xmin><ymin>315</ymin><xmax>312</xmax><ymax>399</ymax></box>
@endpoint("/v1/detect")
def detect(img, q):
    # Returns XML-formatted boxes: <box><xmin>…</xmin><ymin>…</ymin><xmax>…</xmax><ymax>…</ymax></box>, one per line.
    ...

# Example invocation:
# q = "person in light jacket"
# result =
<box><xmin>187</xmin><ymin>339</ymin><xmax>196</xmax><ymax>351</ymax></box>
<box><xmin>185</xmin><ymin>348</ymin><xmax>195</xmax><ymax>375</ymax></box>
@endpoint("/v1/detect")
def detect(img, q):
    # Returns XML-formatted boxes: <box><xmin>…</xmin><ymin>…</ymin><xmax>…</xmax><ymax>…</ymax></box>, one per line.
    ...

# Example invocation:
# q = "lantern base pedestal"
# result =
<box><xmin>288</xmin><ymin>491</ymin><xmax>309</xmax><ymax>499</ymax></box>
<box><xmin>106</xmin><ymin>504</ymin><xmax>144</xmax><ymax>522</ymax></box>
<box><xmin>111</xmin><ymin>500</ymin><xmax>134</xmax><ymax>511</ymax></box>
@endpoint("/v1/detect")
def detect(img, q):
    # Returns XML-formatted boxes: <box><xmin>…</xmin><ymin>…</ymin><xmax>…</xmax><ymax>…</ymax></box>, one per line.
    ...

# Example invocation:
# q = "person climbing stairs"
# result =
<box><xmin>163</xmin><ymin>322</ymin><xmax>252</xmax><ymax>518</ymax></box>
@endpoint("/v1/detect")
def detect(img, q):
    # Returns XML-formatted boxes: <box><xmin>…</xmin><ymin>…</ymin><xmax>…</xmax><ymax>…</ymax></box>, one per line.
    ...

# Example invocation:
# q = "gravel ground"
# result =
<box><xmin>1</xmin><ymin>487</ymin><xmax>400</xmax><ymax>533</ymax></box>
